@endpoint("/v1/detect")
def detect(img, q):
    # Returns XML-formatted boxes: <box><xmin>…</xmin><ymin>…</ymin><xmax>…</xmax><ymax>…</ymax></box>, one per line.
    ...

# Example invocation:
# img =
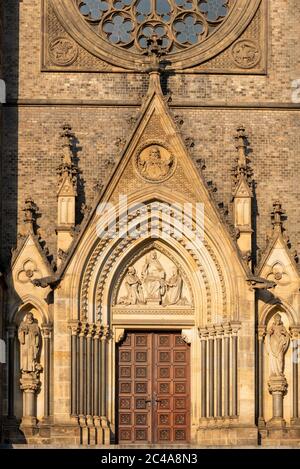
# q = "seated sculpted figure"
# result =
<box><xmin>141</xmin><ymin>250</ymin><xmax>166</xmax><ymax>301</ymax></box>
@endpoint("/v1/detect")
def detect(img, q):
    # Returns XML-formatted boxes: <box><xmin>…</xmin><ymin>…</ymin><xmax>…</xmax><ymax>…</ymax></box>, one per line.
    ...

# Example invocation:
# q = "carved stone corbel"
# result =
<box><xmin>114</xmin><ymin>328</ymin><xmax>125</xmax><ymax>344</ymax></box>
<box><xmin>181</xmin><ymin>328</ymin><xmax>192</xmax><ymax>344</ymax></box>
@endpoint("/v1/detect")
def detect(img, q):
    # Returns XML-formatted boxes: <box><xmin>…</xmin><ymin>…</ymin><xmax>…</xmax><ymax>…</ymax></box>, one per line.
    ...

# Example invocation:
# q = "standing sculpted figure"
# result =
<box><xmin>18</xmin><ymin>312</ymin><xmax>41</xmax><ymax>373</ymax></box>
<box><xmin>265</xmin><ymin>313</ymin><xmax>290</xmax><ymax>377</ymax></box>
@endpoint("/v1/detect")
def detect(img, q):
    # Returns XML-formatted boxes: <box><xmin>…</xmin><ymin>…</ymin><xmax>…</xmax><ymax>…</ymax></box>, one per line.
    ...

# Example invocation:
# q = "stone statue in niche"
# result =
<box><xmin>163</xmin><ymin>267</ymin><xmax>183</xmax><ymax>306</ymax></box>
<box><xmin>265</xmin><ymin>313</ymin><xmax>290</xmax><ymax>377</ymax></box>
<box><xmin>141</xmin><ymin>250</ymin><xmax>166</xmax><ymax>302</ymax></box>
<box><xmin>122</xmin><ymin>266</ymin><xmax>145</xmax><ymax>305</ymax></box>
<box><xmin>18</xmin><ymin>312</ymin><xmax>41</xmax><ymax>373</ymax></box>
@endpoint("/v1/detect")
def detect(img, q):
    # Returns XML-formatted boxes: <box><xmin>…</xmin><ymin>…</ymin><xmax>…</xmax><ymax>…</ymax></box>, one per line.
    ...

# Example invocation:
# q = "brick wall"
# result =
<box><xmin>1</xmin><ymin>0</ymin><xmax>300</xmax><ymax>266</ymax></box>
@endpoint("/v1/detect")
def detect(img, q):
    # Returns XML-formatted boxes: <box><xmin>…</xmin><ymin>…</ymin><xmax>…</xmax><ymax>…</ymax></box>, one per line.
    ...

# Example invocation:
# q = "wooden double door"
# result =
<box><xmin>117</xmin><ymin>331</ymin><xmax>190</xmax><ymax>444</ymax></box>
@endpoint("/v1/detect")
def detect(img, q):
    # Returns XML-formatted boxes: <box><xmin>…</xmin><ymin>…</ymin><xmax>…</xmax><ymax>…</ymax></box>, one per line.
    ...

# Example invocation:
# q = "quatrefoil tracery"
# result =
<box><xmin>78</xmin><ymin>0</ymin><xmax>231</xmax><ymax>53</ymax></box>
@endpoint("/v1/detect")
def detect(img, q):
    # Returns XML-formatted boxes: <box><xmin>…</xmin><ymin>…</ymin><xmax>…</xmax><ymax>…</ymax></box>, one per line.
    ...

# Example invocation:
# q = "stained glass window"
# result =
<box><xmin>78</xmin><ymin>0</ymin><xmax>231</xmax><ymax>53</ymax></box>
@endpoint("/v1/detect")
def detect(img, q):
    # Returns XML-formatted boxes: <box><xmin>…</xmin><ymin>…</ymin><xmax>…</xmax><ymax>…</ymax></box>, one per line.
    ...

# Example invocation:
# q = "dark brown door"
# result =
<box><xmin>117</xmin><ymin>331</ymin><xmax>190</xmax><ymax>444</ymax></box>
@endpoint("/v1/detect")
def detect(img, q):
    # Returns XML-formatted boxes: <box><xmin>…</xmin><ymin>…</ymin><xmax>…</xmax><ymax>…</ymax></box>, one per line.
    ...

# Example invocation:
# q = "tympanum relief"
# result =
<box><xmin>117</xmin><ymin>249</ymin><xmax>191</xmax><ymax>307</ymax></box>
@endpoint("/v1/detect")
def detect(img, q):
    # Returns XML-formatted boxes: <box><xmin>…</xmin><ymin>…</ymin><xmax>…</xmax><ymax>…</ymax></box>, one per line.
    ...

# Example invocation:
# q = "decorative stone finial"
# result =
<box><xmin>23</xmin><ymin>197</ymin><xmax>38</xmax><ymax>232</ymax></box>
<box><xmin>235</xmin><ymin>126</ymin><xmax>247</xmax><ymax>173</ymax></box>
<box><xmin>147</xmin><ymin>33</ymin><xmax>164</xmax><ymax>70</ymax></box>
<box><xmin>57</xmin><ymin>124</ymin><xmax>78</xmax><ymax>184</ymax></box>
<box><xmin>271</xmin><ymin>200</ymin><xmax>285</xmax><ymax>231</ymax></box>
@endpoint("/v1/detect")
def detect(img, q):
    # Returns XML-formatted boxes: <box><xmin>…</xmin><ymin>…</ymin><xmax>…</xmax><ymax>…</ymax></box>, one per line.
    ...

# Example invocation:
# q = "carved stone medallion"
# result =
<box><xmin>231</xmin><ymin>39</ymin><xmax>261</xmax><ymax>69</ymax></box>
<box><xmin>134</xmin><ymin>144</ymin><xmax>175</xmax><ymax>183</ymax></box>
<box><xmin>49</xmin><ymin>37</ymin><xmax>78</xmax><ymax>66</ymax></box>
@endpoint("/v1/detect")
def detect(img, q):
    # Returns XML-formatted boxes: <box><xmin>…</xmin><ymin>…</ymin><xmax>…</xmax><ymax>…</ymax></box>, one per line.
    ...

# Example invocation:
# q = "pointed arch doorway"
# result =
<box><xmin>116</xmin><ymin>330</ymin><xmax>191</xmax><ymax>444</ymax></box>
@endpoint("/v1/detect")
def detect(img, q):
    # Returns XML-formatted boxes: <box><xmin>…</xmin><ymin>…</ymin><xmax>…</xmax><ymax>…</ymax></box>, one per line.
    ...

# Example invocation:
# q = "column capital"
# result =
<box><xmin>41</xmin><ymin>323</ymin><xmax>53</xmax><ymax>339</ymax></box>
<box><xmin>215</xmin><ymin>325</ymin><xmax>224</xmax><ymax>337</ymax></box>
<box><xmin>290</xmin><ymin>326</ymin><xmax>300</xmax><ymax>339</ymax></box>
<box><xmin>79</xmin><ymin>322</ymin><xmax>89</xmax><ymax>337</ymax></box>
<box><xmin>223</xmin><ymin>322</ymin><xmax>232</xmax><ymax>336</ymax></box>
<box><xmin>198</xmin><ymin>327</ymin><xmax>209</xmax><ymax>339</ymax></box>
<box><xmin>258</xmin><ymin>325</ymin><xmax>267</xmax><ymax>339</ymax></box>
<box><xmin>101</xmin><ymin>325</ymin><xmax>111</xmax><ymax>341</ymax></box>
<box><xmin>86</xmin><ymin>323</ymin><xmax>96</xmax><ymax>339</ymax></box>
<box><xmin>231</xmin><ymin>321</ymin><xmax>242</xmax><ymax>335</ymax></box>
<box><xmin>207</xmin><ymin>326</ymin><xmax>216</xmax><ymax>338</ymax></box>
<box><xmin>93</xmin><ymin>321</ymin><xmax>102</xmax><ymax>340</ymax></box>
<box><xmin>68</xmin><ymin>320</ymin><xmax>81</xmax><ymax>336</ymax></box>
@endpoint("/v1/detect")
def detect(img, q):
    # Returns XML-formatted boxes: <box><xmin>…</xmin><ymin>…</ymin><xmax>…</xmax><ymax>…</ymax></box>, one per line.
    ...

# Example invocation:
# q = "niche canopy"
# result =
<box><xmin>53</xmin><ymin>0</ymin><xmax>262</xmax><ymax>70</ymax></box>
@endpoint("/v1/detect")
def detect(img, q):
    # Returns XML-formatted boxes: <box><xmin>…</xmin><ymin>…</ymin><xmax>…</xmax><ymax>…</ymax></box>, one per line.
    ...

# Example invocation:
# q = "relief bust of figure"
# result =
<box><xmin>135</xmin><ymin>145</ymin><xmax>175</xmax><ymax>183</ymax></box>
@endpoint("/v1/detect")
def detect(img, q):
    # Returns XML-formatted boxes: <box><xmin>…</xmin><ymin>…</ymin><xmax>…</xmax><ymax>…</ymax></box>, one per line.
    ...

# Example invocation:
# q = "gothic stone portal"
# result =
<box><xmin>117</xmin><ymin>331</ymin><xmax>191</xmax><ymax>444</ymax></box>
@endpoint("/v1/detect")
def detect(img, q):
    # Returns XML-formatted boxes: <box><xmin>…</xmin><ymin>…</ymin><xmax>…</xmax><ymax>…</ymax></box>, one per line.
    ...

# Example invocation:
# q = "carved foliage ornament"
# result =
<box><xmin>50</xmin><ymin>0</ymin><xmax>263</xmax><ymax>70</ymax></box>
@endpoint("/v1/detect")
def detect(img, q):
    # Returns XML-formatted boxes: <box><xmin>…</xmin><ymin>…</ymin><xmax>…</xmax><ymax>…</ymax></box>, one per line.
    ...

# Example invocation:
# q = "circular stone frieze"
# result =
<box><xmin>52</xmin><ymin>0</ymin><xmax>262</xmax><ymax>70</ymax></box>
<box><xmin>49</xmin><ymin>37</ymin><xmax>78</xmax><ymax>66</ymax></box>
<box><xmin>231</xmin><ymin>39</ymin><xmax>261</xmax><ymax>68</ymax></box>
<box><xmin>134</xmin><ymin>144</ymin><xmax>176</xmax><ymax>183</ymax></box>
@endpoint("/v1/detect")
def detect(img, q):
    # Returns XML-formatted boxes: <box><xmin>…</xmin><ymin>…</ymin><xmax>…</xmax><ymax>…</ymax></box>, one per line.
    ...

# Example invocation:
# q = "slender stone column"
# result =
<box><xmin>69</xmin><ymin>321</ymin><xmax>79</xmax><ymax>417</ymax></box>
<box><xmin>199</xmin><ymin>328</ymin><xmax>208</xmax><ymax>418</ymax></box>
<box><xmin>100</xmin><ymin>328</ymin><xmax>107</xmax><ymax>417</ymax></box>
<box><xmin>7</xmin><ymin>326</ymin><xmax>16</xmax><ymax>418</ymax></box>
<box><xmin>100</xmin><ymin>326</ymin><xmax>111</xmax><ymax>445</ymax></box>
<box><xmin>267</xmin><ymin>376</ymin><xmax>288</xmax><ymax>427</ymax></box>
<box><xmin>291</xmin><ymin>327</ymin><xmax>300</xmax><ymax>424</ymax></box>
<box><xmin>41</xmin><ymin>324</ymin><xmax>53</xmax><ymax>419</ymax></box>
<box><xmin>20</xmin><ymin>372</ymin><xmax>40</xmax><ymax>427</ymax></box>
<box><xmin>231</xmin><ymin>324</ymin><xmax>240</xmax><ymax>417</ymax></box>
<box><xmin>93</xmin><ymin>324</ymin><xmax>101</xmax><ymax>417</ymax></box>
<box><xmin>78</xmin><ymin>323</ymin><xmax>86</xmax><ymax>416</ymax></box>
<box><xmin>86</xmin><ymin>325</ymin><xmax>94</xmax><ymax>420</ymax></box>
<box><xmin>223</xmin><ymin>323</ymin><xmax>231</xmax><ymax>417</ymax></box>
<box><xmin>216</xmin><ymin>326</ymin><xmax>223</xmax><ymax>417</ymax></box>
<box><xmin>257</xmin><ymin>326</ymin><xmax>266</xmax><ymax>426</ymax></box>
<box><xmin>208</xmin><ymin>327</ymin><xmax>215</xmax><ymax>417</ymax></box>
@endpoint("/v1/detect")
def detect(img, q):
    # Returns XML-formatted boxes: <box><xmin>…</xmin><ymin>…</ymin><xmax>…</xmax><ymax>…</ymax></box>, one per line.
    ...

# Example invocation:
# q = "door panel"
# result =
<box><xmin>117</xmin><ymin>332</ymin><xmax>152</xmax><ymax>443</ymax></box>
<box><xmin>117</xmin><ymin>331</ymin><xmax>190</xmax><ymax>444</ymax></box>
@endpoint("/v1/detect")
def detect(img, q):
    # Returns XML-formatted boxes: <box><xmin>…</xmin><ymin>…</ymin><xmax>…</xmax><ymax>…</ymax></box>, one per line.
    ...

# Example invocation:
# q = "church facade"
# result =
<box><xmin>0</xmin><ymin>0</ymin><xmax>300</xmax><ymax>447</ymax></box>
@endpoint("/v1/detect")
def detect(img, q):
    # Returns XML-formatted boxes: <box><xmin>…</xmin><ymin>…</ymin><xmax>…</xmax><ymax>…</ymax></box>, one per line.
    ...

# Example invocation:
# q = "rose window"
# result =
<box><xmin>52</xmin><ymin>1</ymin><xmax>262</xmax><ymax>71</ymax></box>
<box><xmin>78</xmin><ymin>0</ymin><xmax>231</xmax><ymax>53</ymax></box>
